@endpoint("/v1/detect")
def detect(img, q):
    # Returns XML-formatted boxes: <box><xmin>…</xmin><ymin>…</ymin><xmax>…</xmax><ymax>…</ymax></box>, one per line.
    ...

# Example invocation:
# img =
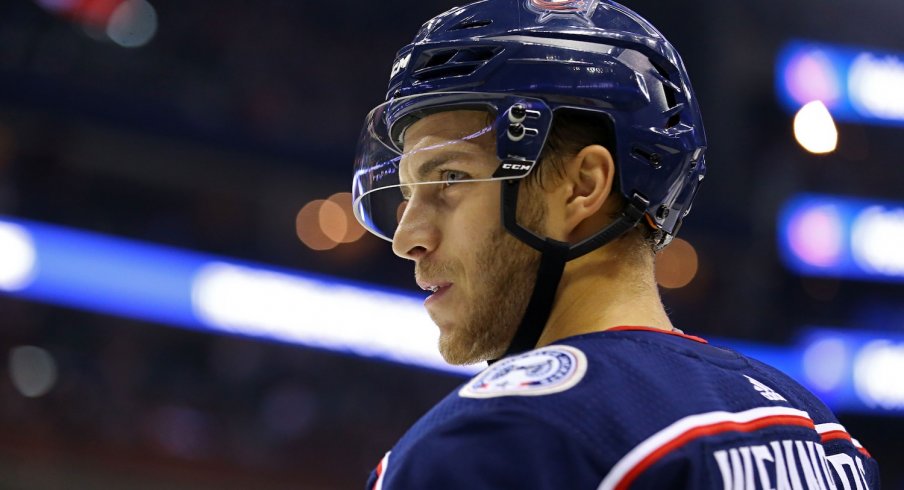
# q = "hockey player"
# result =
<box><xmin>351</xmin><ymin>0</ymin><xmax>881</xmax><ymax>488</ymax></box>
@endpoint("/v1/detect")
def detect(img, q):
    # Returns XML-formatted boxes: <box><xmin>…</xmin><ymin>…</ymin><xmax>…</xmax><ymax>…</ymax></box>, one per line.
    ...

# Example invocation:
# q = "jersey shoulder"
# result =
<box><xmin>369</xmin><ymin>329</ymin><xmax>880</xmax><ymax>490</ymax></box>
<box><xmin>557</xmin><ymin>329</ymin><xmax>880</xmax><ymax>490</ymax></box>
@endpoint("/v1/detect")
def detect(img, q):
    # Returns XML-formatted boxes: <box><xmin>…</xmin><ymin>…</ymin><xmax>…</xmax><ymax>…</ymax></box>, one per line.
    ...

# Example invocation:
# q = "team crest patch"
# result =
<box><xmin>459</xmin><ymin>345</ymin><xmax>587</xmax><ymax>399</ymax></box>
<box><xmin>526</xmin><ymin>0</ymin><xmax>601</xmax><ymax>24</ymax></box>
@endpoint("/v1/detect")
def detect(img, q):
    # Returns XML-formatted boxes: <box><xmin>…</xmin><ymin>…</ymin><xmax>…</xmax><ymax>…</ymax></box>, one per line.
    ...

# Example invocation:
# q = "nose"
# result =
<box><xmin>391</xmin><ymin>192</ymin><xmax>439</xmax><ymax>261</ymax></box>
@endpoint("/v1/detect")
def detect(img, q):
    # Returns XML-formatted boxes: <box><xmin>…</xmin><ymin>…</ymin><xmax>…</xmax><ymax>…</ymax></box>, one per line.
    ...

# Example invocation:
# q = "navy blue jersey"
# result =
<box><xmin>366</xmin><ymin>327</ymin><xmax>880</xmax><ymax>489</ymax></box>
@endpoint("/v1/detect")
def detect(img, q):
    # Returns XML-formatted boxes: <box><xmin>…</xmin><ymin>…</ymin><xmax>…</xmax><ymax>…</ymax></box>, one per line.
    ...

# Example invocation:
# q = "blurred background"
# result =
<box><xmin>0</xmin><ymin>0</ymin><xmax>903</xmax><ymax>488</ymax></box>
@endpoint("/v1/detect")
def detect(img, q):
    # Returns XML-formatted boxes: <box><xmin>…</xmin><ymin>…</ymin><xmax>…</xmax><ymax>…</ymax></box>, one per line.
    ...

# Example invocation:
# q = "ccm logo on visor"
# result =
<box><xmin>502</xmin><ymin>163</ymin><xmax>532</xmax><ymax>171</ymax></box>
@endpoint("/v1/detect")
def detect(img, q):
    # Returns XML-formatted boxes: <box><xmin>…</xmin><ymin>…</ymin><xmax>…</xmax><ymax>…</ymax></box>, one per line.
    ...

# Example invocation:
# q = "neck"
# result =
<box><xmin>535</xmin><ymin>239</ymin><xmax>673</xmax><ymax>347</ymax></box>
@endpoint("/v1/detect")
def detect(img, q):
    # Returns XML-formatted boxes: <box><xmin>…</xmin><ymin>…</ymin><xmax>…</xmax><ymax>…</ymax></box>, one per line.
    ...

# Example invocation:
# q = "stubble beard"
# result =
<box><xmin>435</xmin><ymin>194</ymin><xmax>546</xmax><ymax>365</ymax></box>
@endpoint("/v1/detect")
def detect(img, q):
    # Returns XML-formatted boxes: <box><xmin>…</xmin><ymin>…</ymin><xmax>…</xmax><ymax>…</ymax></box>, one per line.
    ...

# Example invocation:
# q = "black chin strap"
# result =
<box><xmin>495</xmin><ymin>179</ymin><xmax>649</xmax><ymax>361</ymax></box>
<box><xmin>501</xmin><ymin>237</ymin><xmax>568</xmax><ymax>356</ymax></box>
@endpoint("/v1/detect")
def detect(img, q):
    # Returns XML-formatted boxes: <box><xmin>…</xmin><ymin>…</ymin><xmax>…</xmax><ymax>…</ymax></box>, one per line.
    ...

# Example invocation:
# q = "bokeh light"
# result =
<box><xmin>318</xmin><ymin>199</ymin><xmax>347</xmax><ymax>244</ymax></box>
<box><xmin>0</xmin><ymin>222</ymin><xmax>37</xmax><ymax>292</ymax></box>
<box><xmin>793</xmin><ymin>100</ymin><xmax>838</xmax><ymax>154</ymax></box>
<box><xmin>655</xmin><ymin>238</ymin><xmax>699</xmax><ymax>289</ymax></box>
<box><xmin>9</xmin><ymin>345</ymin><xmax>58</xmax><ymax>398</ymax></box>
<box><xmin>849</xmin><ymin>53</ymin><xmax>904</xmax><ymax>121</ymax></box>
<box><xmin>326</xmin><ymin>192</ymin><xmax>366</xmax><ymax>243</ymax></box>
<box><xmin>851</xmin><ymin>206</ymin><xmax>904</xmax><ymax>276</ymax></box>
<box><xmin>297</xmin><ymin>194</ymin><xmax>367</xmax><ymax>251</ymax></box>
<box><xmin>786</xmin><ymin>204</ymin><xmax>843</xmax><ymax>268</ymax></box>
<box><xmin>296</xmin><ymin>200</ymin><xmax>338</xmax><ymax>251</ymax></box>
<box><xmin>106</xmin><ymin>0</ymin><xmax>157</xmax><ymax>48</ymax></box>
<box><xmin>783</xmin><ymin>50</ymin><xmax>841</xmax><ymax>107</ymax></box>
<box><xmin>854</xmin><ymin>340</ymin><xmax>904</xmax><ymax>410</ymax></box>
<box><xmin>802</xmin><ymin>337</ymin><xmax>849</xmax><ymax>392</ymax></box>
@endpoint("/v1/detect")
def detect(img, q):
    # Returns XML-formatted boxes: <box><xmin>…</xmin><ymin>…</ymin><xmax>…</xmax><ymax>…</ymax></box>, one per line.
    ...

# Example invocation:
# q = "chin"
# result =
<box><xmin>438</xmin><ymin>334</ymin><xmax>483</xmax><ymax>366</ymax></box>
<box><xmin>438</xmin><ymin>331</ymin><xmax>507</xmax><ymax>366</ymax></box>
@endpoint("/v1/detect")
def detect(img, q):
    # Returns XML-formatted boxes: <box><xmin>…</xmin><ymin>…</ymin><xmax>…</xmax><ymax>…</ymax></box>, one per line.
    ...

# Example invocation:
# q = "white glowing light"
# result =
<box><xmin>793</xmin><ymin>100</ymin><xmax>838</xmax><ymax>154</ymax></box>
<box><xmin>849</xmin><ymin>53</ymin><xmax>904</xmax><ymax>121</ymax></box>
<box><xmin>191</xmin><ymin>262</ymin><xmax>478</xmax><ymax>374</ymax></box>
<box><xmin>853</xmin><ymin>340</ymin><xmax>904</xmax><ymax>410</ymax></box>
<box><xmin>9</xmin><ymin>346</ymin><xmax>58</xmax><ymax>398</ymax></box>
<box><xmin>802</xmin><ymin>337</ymin><xmax>848</xmax><ymax>392</ymax></box>
<box><xmin>851</xmin><ymin>206</ymin><xmax>904</xmax><ymax>277</ymax></box>
<box><xmin>0</xmin><ymin>221</ymin><xmax>37</xmax><ymax>291</ymax></box>
<box><xmin>106</xmin><ymin>0</ymin><xmax>158</xmax><ymax>48</ymax></box>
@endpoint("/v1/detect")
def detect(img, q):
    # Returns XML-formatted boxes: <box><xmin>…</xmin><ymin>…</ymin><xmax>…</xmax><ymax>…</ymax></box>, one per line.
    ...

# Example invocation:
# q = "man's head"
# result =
<box><xmin>352</xmin><ymin>0</ymin><xmax>707</xmax><ymax>361</ymax></box>
<box><xmin>392</xmin><ymin>109</ymin><xmax>627</xmax><ymax>363</ymax></box>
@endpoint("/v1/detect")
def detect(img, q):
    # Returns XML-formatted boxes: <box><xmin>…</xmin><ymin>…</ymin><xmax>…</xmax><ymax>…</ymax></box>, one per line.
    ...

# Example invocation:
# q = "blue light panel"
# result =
<box><xmin>776</xmin><ymin>40</ymin><xmax>904</xmax><ymax>127</ymax></box>
<box><xmin>778</xmin><ymin>193</ymin><xmax>904</xmax><ymax>283</ymax></box>
<box><xmin>1</xmin><ymin>216</ymin><xmax>902</xmax><ymax>415</ymax></box>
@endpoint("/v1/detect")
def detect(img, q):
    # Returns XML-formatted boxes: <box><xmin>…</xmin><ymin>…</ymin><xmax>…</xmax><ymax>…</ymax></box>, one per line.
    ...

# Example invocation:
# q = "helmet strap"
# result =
<box><xmin>494</xmin><ymin>179</ymin><xmax>649</xmax><ymax>360</ymax></box>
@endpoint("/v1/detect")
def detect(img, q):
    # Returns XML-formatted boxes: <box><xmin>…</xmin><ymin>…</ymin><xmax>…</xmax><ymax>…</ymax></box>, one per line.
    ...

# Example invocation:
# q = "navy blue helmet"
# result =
<box><xmin>353</xmin><ymin>0</ymin><xmax>706</xmax><ymax>245</ymax></box>
<box><xmin>352</xmin><ymin>0</ymin><xmax>707</xmax><ymax>356</ymax></box>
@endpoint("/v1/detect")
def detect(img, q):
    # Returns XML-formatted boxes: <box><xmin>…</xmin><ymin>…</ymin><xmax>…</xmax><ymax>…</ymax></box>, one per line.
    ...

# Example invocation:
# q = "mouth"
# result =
<box><xmin>417</xmin><ymin>279</ymin><xmax>453</xmax><ymax>305</ymax></box>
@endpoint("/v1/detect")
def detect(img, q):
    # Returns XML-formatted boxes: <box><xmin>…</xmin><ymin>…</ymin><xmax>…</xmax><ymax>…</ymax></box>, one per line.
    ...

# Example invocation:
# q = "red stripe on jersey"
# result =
<box><xmin>372</xmin><ymin>451</ymin><xmax>390</xmax><ymax>490</ymax></box>
<box><xmin>614</xmin><ymin>415</ymin><xmax>815</xmax><ymax>490</ymax></box>
<box><xmin>371</xmin><ymin>461</ymin><xmax>382</xmax><ymax>490</ymax></box>
<box><xmin>820</xmin><ymin>430</ymin><xmax>872</xmax><ymax>458</ymax></box>
<box><xmin>820</xmin><ymin>429</ymin><xmax>851</xmax><ymax>443</ymax></box>
<box><xmin>607</xmin><ymin>326</ymin><xmax>708</xmax><ymax>344</ymax></box>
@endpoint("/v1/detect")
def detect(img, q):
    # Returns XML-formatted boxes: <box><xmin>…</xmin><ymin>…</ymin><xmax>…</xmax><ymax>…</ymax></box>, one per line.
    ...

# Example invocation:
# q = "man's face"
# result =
<box><xmin>392</xmin><ymin>110</ymin><xmax>545</xmax><ymax>365</ymax></box>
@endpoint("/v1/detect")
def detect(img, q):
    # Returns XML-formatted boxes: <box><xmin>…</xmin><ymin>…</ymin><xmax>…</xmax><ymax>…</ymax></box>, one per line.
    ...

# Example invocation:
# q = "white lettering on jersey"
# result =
<box><xmin>598</xmin><ymin>407</ymin><xmax>816</xmax><ymax>490</ymax></box>
<box><xmin>826</xmin><ymin>453</ymin><xmax>868</xmax><ymax>490</ymax></box>
<box><xmin>745</xmin><ymin>375</ymin><xmax>788</xmax><ymax>402</ymax></box>
<box><xmin>714</xmin><ymin>441</ymin><xmax>869</xmax><ymax>490</ymax></box>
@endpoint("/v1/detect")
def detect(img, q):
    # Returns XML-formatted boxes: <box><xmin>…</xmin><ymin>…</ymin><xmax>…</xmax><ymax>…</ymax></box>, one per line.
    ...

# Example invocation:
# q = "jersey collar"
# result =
<box><xmin>605</xmin><ymin>325</ymin><xmax>708</xmax><ymax>344</ymax></box>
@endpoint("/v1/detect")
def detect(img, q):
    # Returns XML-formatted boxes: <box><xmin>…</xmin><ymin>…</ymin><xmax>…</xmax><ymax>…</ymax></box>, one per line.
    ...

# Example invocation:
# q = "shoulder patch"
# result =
<box><xmin>459</xmin><ymin>345</ymin><xmax>587</xmax><ymax>399</ymax></box>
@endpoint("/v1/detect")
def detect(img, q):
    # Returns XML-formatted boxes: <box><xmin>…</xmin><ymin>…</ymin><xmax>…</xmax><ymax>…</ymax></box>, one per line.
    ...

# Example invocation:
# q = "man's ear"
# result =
<box><xmin>562</xmin><ymin>145</ymin><xmax>616</xmax><ymax>240</ymax></box>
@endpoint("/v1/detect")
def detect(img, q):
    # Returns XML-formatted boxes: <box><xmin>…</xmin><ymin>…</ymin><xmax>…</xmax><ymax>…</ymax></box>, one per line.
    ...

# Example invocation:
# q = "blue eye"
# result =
<box><xmin>441</xmin><ymin>170</ymin><xmax>468</xmax><ymax>185</ymax></box>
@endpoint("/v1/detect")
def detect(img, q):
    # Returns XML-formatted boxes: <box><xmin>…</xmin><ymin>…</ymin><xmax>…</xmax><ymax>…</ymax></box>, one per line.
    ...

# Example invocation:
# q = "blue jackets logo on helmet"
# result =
<box><xmin>526</xmin><ymin>0</ymin><xmax>600</xmax><ymax>23</ymax></box>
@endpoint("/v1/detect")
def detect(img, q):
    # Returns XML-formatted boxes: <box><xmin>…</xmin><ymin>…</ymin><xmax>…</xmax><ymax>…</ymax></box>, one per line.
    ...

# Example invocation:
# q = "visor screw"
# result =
<box><xmin>508</xmin><ymin>104</ymin><xmax>527</xmax><ymax>123</ymax></box>
<box><xmin>656</xmin><ymin>205</ymin><xmax>670</xmax><ymax>221</ymax></box>
<box><xmin>507</xmin><ymin>123</ymin><xmax>525</xmax><ymax>141</ymax></box>
<box><xmin>649</xmin><ymin>153</ymin><xmax>661</xmax><ymax>166</ymax></box>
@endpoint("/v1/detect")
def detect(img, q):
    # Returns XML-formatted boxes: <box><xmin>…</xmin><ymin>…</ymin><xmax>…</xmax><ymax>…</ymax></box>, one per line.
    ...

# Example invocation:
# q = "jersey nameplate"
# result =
<box><xmin>459</xmin><ymin>345</ymin><xmax>587</xmax><ymax>399</ymax></box>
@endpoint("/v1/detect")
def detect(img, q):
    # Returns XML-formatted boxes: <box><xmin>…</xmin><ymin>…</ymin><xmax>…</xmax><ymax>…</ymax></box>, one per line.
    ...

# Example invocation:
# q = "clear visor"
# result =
<box><xmin>352</xmin><ymin>93</ymin><xmax>541</xmax><ymax>242</ymax></box>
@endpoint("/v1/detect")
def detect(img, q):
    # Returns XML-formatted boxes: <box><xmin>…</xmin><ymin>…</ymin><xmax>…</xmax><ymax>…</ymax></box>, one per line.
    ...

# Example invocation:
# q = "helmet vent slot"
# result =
<box><xmin>650</xmin><ymin>60</ymin><xmax>682</xmax><ymax>128</ymax></box>
<box><xmin>662</xmin><ymin>85</ymin><xmax>681</xmax><ymax>128</ymax></box>
<box><xmin>450</xmin><ymin>18</ymin><xmax>493</xmax><ymax>30</ymax></box>
<box><xmin>423</xmin><ymin>50</ymin><xmax>457</xmax><ymax>68</ymax></box>
<box><xmin>413</xmin><ymin>46</ymin><xmax>501</xmax><ymax>81</ymax></box>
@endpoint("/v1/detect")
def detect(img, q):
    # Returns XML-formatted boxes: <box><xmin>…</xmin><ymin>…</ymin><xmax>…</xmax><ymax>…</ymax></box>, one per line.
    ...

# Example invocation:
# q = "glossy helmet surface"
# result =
<box><xmin>377</xmin><ymin>0</ymin><xmax>706</xmax><ymax>241</ymax></box>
